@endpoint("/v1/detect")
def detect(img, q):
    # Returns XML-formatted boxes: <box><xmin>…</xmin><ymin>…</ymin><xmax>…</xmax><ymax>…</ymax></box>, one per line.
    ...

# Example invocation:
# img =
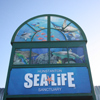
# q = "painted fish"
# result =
<box><xmin>45</xmin><ymin>35</ymin><xmax>47</xmax><ymax>37</ymax></box>
<box><xmin>68</xmin><ymin>49</ymin><xmax>84</xmax><ymax>60</ymax></box>
<box><xmin>52</xmin><ymin>49</ymin><xmax>84</xmax><ymax>61</ymax></box>
<box><xmin>39</xmin><ymin>27</ymin><xmax>45</xmax><ymax>29</ymax></box>
<box><xmin>36</xmin><ymin>35</ymin><xmax>39</xmax><ymax>36</ymax></box>
<box><xmin>56</xmin><ymin>38</ymin><xmax>60</xmax><ymax>41</ymax></box>
<box><xmin>17</xmin><ymin>32</ymin><xmax>31</xmax><ymax>41</ymax></box>
<box><xmin>38</xmin><ymin>37</ymin><xmax>43</xmax><ymax>40</ymax></box>
<box><xmin>57</xmin><ymin>59</ymin><xmax>62</xmax><ymax>64</ymax></box>
<box><xmin>51</xmin><ymin>22</ymin><xmax>62</xmax><ymax>29</ymax></box>
<box><xmin>41</xmin><ymin>33</ymin><xmax>45</xmax><ymax>35</ymax></box>
<box><xmin>52</xmin><ymin>51</ymin><xmax>68</xmax><ymax>59</ymax></box>
<box><xmin>51</xmin><ymin>35</ymin><xmax>54</xmax><ymax>38</ymax></box>
<box><xmin>32</xmin><ymin>24</ymin><xmax>36</xmax><ymax>26</ymax></box>
<box><xmin>37</xmin><ymin>30</ymin><xmax>41</xmax><ymax>32</ymax></box>
<box><xmin>35</xmin><ymin>24</ymin><xmax>39</xmax><ymax>27</ymax></box>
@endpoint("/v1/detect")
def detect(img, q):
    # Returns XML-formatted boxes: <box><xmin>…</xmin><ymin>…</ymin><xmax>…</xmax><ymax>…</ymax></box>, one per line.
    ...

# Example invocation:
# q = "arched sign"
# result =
<box><xmin>4</xmin><ymin>14</ymin><xmax>96</xmax><ymax>100</ymax></box>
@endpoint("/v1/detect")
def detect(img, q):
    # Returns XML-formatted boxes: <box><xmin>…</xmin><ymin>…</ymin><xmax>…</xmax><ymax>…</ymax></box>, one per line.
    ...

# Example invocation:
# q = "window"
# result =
<box><xmin>50</xmin><ymin>48</ymin><xmax>67</xmax><ymax>64</ymax></box>
<box><xmin>31</xmin><ymin>48</ymin><xmax>49</xmax><ymax>64</ymax></box>
<box><xmin>13</xmin><ymin>47</ymin><xmax>85</xmax><ymax>65</ymax></box>
<box><xmin>68</xmin><ymin>47</ymin><xmax>85</xmax><ymax>63</ymax></box>
<box><xmin>13</xmin><ymin>49</ymin><xmax>30</xmax><ymax>65</ymax></box>
<box><xmin>13</xmin><ymin>15</ymin><xmax>85</xmax><ymax>42</ymax></box>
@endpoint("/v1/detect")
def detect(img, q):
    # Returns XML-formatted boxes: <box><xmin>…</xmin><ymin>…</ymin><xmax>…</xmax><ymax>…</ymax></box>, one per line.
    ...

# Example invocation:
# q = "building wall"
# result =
<box><xmin>0</xmin><ymin>86</ymin><xmax>99</xmax><ymax>100</ymax></box>
<box><xmin>94</xmin><ymin>86</ymin><xmax>100</xmax><ymax>100</ymax></box>
<box><xmin>0</xmin><ymin>88</ymin><xmax>4</xmax><ymax>100</ymax></box>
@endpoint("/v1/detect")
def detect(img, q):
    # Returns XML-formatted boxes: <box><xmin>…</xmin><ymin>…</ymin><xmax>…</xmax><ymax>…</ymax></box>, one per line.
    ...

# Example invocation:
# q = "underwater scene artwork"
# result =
<box><xmin>13</xmin><ymin>47</ymin><xmax>85</xmax><ymax>65</ymax></box>
<box><xmin>31</xmin><ymin>48</ymin><xmax>49</xmax><ymax>64</ymax></box>
<box><xmin>14</xmin><ymin>24</ymin><xmax>35</xmax><ymax>42</ymax></box>
<box><xmin>32</xmin><ymin>29</ymin><xmax>47</xmax><ymax>41</ymax></box>
<box><xmin>50</xmin><ymin>48</ymin><xmax>67</xmax><ymax>64</ymax></box>
<box><xmin>50</xmin><ymin>29</ymin><xmax>66</xmax><ymax>41</ymax></box>
<box><xmin>50</xmin><ymin>47</ymin><xmax>85</xmax><ymax>64</ymax></box>
<box><xmin>50</xmin><ymin>16</ymin><xmax>83</xmax><ymax>41</ymax></box>
<box><xmin>68</xmin><ymin>47</ymin><xmax>85</xmax><ymax>63</ymax></box>
<box><xmin>13</xmin><ymin>49</ymin><xmax>30</xmax><ymax>65</ymax></box>
<box><xmin>14</xmin><ymin>16</ymin><xmax>47</xmax><ymax>42</ymax></box>
<box><xmin>28</xmin><ymin>16</ymin><xmax>47</xmax><ymax>31</ymax></box>
<box><xmin>14</xmin><ymin>16</ymin><xmax>84</xmax><ymax>42</ymax></box>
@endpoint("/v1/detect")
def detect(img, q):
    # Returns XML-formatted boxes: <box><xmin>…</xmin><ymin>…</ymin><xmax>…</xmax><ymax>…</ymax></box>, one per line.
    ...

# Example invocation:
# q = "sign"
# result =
<box><xmin>8</xmin><ymin>67</ymin><xmax>91</xmax><ymax>95</ymax></box>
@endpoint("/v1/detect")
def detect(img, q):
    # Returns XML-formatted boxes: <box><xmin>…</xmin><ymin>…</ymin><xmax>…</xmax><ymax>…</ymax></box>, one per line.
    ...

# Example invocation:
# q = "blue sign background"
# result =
<box><xmin>8</xmin><ymin>67</ymin><xmax>91</xmax><ymax>95</ymax></box>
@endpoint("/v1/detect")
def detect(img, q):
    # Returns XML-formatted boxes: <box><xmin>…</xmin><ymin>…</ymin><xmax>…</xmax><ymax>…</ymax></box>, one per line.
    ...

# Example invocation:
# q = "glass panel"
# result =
<box><xmin>50</xmin><ymin>48</ymin><xmax>68</xmax><ymax>64</ymax></box>
<box><xmin>31</xmin><ymin>48</ymin><xmax>48</xmax><ymax>64</ymax></box>
<box><xmin>32</xmin><ymin>29</ymin><xmax>47</xmax><ymax>41</ymax></box>
<box><xmin>50</xmin><ymin>29</ymin><xmax>66</xmax><ymax>41</ymax></box>
<box><xmin>50</xmin><ymin>16</ymin><xmax>83</xmax><ymax>41</ymax></box>
<box><xmin>14</xmin><ymin>24</ymin><xmax>35</xmax><ymax>42</ymax></box>
<box><xmin>68</xmin><ymin>47</ymin><xmax>85</xmax><ymax>63</ymax></box>
<box><xmin>13</xmin><ymin>49</ymin><xmax>30</xmax><ymax>65</ymax></box>
<box><xmin>28</xmin><ymin>16</ymin><xmax>47</xmax><ymax>31</ymax></box>
<box><xmin>51</xmin><ymin>16</ymin><xmax>70</xmax><ymax>29</ymax></box>
<box><xmin>64</xmin><ymin>23</ymin><xmax>83</xmax><ymax>40</ymax></box>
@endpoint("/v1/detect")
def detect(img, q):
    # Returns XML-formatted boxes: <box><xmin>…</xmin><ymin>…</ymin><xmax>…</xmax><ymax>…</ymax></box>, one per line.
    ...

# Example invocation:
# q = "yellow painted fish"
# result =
<box><xmin>39</xmin><ymin>27</ymin><xmax>45</xmax><ymax>29</ymax></box>
<box><xmin>35</xmin><ymin>24</ymin><xmax>39</xmax><ymax>27</ymax></box>
<box><xmin>57</xmin><ymin>60</ymin><xmax>62</xmax><ymax>64</ymax></box>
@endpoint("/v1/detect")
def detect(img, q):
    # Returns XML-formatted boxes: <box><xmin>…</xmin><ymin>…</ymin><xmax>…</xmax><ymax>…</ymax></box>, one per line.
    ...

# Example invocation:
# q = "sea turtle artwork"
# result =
<box><xmin>52</xmin><ymin>49</ymin><xmax>84</xmax><ymax>64</ymax></box>
<box><xmin>13</xmin><ymin>50</ymin><xmax>39</xmax><ymax>64</ymax></box>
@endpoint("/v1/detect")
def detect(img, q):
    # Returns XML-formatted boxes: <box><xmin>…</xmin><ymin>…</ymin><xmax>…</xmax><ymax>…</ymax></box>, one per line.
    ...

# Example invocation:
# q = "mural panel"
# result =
<box><xmin>13</xmin><ymin>47</ymin><xmax>85</xmax><ymax>65</ymax></box>
<box><xmin>14</xmin><ymin>24</ymin><xmax>35</xmax><ymax>42</ymax></box>
<box><xmin>68</xmin><ymin>47</ymin><xmax>85</xmax><ymax>63</ymax></box>
<box><xmin>32</xmin><ymin>29</ymin><xmax>47</xmax><ymax>41</ymax></box>
<box><xmin>31</xmin><ymin>48</ymin><xmax>48</xmax><ymax>64</ymax></box>
<box><xmin>50</xmin><ymin>16</ymin><xmax>83</xmax><ymax>41</ymax></box>
<box><xmin>50</xmin><ymin>29</ymin><xmax>66</xmax><ymax>41</ymax></box>
<box><xmin>13</xmin><ymin>16</ymin><xmax>85</xmax><ymax>42</ymax></box>
<box><xmin>13</xmin><ymin>49</ymin><xmax>30</xmax><ymax>65</ymax></box>
<box><xmin>28</xmin><ymin>16</ymin><xmax>47</xmax><ymax>31</ymax></box>
<box><xmin>50</xmin><ymin>48</ymin><xmax>68</xmax><ymax>64</ymax></box>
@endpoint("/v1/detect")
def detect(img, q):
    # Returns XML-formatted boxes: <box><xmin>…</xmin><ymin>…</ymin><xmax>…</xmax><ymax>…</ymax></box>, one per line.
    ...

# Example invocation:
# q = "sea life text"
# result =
<box><xmin>24</xmin><ymin>72</ymin><xmax>75</xmax><ymax>88</ymax></box>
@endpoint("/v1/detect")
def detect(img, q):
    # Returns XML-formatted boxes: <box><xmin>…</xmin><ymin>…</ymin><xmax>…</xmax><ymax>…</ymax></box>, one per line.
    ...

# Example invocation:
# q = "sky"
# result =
<box><xmin>0</xmin><ymin>0</ymin><xmax>100</xmax><ymax>88</ymax></box>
